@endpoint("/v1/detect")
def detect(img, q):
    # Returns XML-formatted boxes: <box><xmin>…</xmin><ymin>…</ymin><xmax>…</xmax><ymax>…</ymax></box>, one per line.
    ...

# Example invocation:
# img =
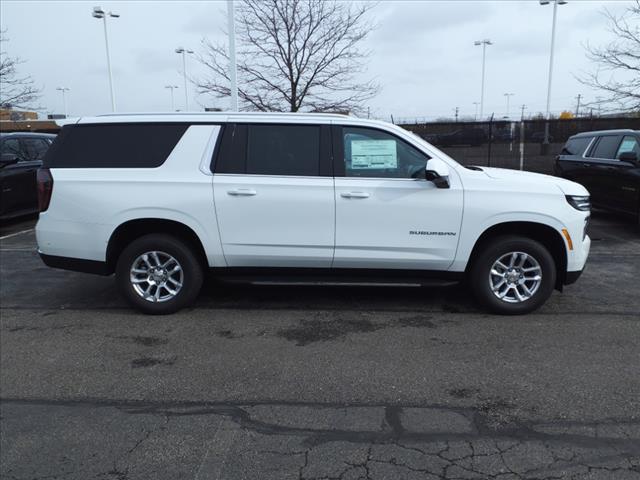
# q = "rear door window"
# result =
<box><xmin>213</xmin><ymin>124</ymin><xmax>329</xmax><ymax>176</ymax></box>
<box><xmin>21</xmin><ymin>138</ymin><xmax>50</xmax><ymax>160</ymax></box>
<box><xmin>44</xmin><ymin>124</ymin><xmax>189</xmax><ymax>168</ymax></box>
<box><xmin>246</xmin><ymin>125</ymin><xmax>320</xmax><ymax>176</ymax></box>
<box><xmin>1</xmin><ymin>138</ymin><xmax>22</xmax><ymax>159</ymax></box>
<box><xmin>561</xmin><ymin>136</ymin><xmax>593</xmax><ymax>156</ymax></box>
<box><xmin>588</xmin><ymin>135</ymin><xmax>622</xmax><ymax>160</ymax></box>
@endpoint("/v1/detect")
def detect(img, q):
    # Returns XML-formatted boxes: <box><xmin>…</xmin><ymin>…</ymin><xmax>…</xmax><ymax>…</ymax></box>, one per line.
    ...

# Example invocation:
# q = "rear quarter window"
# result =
<box><xmin>44</xmin><ymin>123</ymin><xmax>189</xmax><ymax>168</ymax></box>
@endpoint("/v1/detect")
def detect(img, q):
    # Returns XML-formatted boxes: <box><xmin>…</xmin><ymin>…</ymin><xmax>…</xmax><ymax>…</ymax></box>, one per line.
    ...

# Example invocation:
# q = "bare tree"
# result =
<box><xmin>0</xmin><ymin>30</ymin><xmax>41</xmax><ymax>109</ymax></box>
<box><xmin>578</xmin><ymin>1</ymin><xmax>640</xmax><ymax>112</ymax></box>
<box><xmin>196</xmin><ymin>0</ymin><xmax>378</xmax><ymax>114</ymax></box>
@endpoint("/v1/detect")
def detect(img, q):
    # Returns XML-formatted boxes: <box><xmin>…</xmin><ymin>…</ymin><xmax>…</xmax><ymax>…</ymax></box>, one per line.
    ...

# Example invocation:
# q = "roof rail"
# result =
<box><xmin>96</xmin><ymin>111</ymin><xmax>350</xmax><ymax>118</ymax></box>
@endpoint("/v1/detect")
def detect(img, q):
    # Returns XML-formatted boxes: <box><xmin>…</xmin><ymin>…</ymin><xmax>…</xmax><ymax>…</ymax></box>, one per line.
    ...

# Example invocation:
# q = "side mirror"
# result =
<box><xmin>425</xmin><ymin>158</ymin><xmax>450</xmax><ymax>189</ymax></box>
<box><xmin>618</xmin><ymin>151</ymin><xmax>638</xmax><ymax>165</ymax></box>
<box><xmin>0</xmin><ymin>153</ymin><xmax>19</xmax><ymax>167</ymax></box>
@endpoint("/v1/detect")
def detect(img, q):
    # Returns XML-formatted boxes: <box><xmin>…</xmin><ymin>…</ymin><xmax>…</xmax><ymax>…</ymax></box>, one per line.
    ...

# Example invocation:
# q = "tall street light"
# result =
<box><xmin>175</xmin><ymin>47</ymin><xmax>193</xmax><ymax>111</ymax></box>
<box><xmin>56</xmin><ymin>87</ymin><xmax>70</xmax><ymax>117</ymax></box>
<box><xmin>503</xmin><ymin>93</ymin><xmax>515</xmax><ymax>119</ymax></box>
<box><xmin>540</xmin><ymin>0</ymin><xmax>567</xmax><ymax>153</ymax></box>
<box><xmin>92</xmin><ymin>6</ymin><xmax>119</xmax><ymax>112</ymax></box>
<box><xmin>227</xmin><ymin>0</ymin><xmax>239</xmax><ymax>111</ymax></box>
<box><xmin>165</xmin><ymin>85</ymin><xmax>179</xmax><ymax>111</ymax></box>
<box><xmin>474</xmin><ymin>39</ymin><xmax>492</xmax><ymax>120</ymax></box>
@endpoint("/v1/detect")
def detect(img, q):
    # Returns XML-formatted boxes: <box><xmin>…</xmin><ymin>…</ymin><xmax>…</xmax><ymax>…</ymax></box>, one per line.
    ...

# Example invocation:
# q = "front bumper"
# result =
<box><xmin>564</xmin><ymin>233</ymin><xmax>590</xmax><ymax>285</ymax></box>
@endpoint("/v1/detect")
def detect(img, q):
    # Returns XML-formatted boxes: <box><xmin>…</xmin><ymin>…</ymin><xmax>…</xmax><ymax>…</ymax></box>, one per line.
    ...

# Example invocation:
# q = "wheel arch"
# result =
<box><xmin>106</xmin><ymin>218</ymin><xmax>208</xmax><ymax>273</ymax></box>
<box><xmin>466</xmin><ymin>221</ymin><xmax>568</xmax><ymax>290</ymax></box>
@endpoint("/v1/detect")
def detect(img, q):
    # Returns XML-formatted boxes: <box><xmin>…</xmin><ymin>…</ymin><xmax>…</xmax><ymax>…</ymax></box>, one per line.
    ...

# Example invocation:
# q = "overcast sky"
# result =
<box><xmin>0</xmin><ymin>0</ymin><xmax>634</xmax><ymax>120</ymax></box>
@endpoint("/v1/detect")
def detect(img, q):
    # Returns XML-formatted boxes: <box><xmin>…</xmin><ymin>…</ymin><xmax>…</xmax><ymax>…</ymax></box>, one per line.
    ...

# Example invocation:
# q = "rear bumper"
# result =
<box><xmin>39</xmin><ymin>252</ymin><xmax>112</xmax><ymax>276</ymax></box>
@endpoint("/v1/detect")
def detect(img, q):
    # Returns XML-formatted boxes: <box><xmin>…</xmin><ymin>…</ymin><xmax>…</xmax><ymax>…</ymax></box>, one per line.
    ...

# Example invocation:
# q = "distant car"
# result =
<box><xmin>0</xmin><ymin>132</ymin><xmax>56</xmax><ymax>220</ymax></box>
<box><xmin>529</xmin><ymin>131</ymin><xmax>554</xmax><ymax>143</ymax></box>
<box><xmin>437</xmin><ymin>128</ymin><xmax>487</xmax><ymax>147</ymax></box>
<box><xmin>495</xmin><ymin>131</ymin><xmax>514</xmax><ymax>142</ymax></box>
<box><xmin>555</xmin><ymin>129</ymin><xmax>639</xmax><ymax>222</ymax></box>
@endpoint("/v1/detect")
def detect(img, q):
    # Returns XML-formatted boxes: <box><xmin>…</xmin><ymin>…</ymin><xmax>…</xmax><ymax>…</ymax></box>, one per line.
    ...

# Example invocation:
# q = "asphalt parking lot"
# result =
<box><xmin>1</xmin><ymin>214</ymin><xmax>639</xmax><ymax>480</ymax></box>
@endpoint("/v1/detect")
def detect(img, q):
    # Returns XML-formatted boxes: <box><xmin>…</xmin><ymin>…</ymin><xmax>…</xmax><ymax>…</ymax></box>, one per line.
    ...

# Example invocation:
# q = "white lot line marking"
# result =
<box><xmin>0</xmin><ymin>228</ymin><xmax>34</xmax><ymax>241</ymax></box>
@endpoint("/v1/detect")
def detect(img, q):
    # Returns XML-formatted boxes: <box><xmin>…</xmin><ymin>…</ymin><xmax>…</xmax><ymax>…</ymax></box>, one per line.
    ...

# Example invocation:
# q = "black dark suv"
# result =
<box><xmin>0</xmin><ymin>132</ymin><xmax>56</xmax><ymax>220</ymax></box>
<box><xmin>555</xmin><ymin>129</ymin><xmax>640</xmax><ymax>222</ymax></box>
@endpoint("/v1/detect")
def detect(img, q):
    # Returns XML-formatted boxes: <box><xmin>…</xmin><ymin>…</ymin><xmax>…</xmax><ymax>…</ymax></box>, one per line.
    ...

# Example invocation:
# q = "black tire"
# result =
<box><xmin>115</xmin><ymin>234</ymin><xmax>204</xmax><ymax>314</ymax></box>
<box><xmin>468</xmin><ymin>236</ymin><xmax>556</xmax><ymax>315</ymax></box>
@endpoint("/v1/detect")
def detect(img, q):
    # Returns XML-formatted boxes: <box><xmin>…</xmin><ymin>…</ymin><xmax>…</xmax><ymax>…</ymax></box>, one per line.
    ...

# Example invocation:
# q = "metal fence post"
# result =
<box><xmin>487</xmin><ymin>114</ymin><xmax>494</xmax><ymax>167</ymax></box>
<box><xmin>519</xmin><ymin>120</ymin><xmax>525</xmax><ymax>171</ymax></box>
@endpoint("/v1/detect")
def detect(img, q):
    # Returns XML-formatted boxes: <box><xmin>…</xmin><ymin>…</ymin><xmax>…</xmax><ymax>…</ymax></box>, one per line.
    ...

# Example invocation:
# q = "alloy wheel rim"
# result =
<box><xmin>489</xmin><ymin>251</ymin><xmax>542</xmax><ymax>304</ymax></box>
<box><xmin>130</xmin><ymin>251</ymin><xmax>184</xmax><ymax>303</ymax></box>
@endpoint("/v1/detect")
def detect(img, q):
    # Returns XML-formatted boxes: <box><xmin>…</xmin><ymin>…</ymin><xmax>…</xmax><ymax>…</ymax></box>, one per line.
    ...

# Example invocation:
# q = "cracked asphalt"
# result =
<box><xmin>1</xmin><ymin>213</ymin><xmax>639</xmax><ymax>479</ymax></box>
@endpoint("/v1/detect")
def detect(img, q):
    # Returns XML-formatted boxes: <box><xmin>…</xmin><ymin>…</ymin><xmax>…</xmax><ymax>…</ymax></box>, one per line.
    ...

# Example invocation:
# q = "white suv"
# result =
<box><xmin>36</xmin><ymin>113</ymin><xmax>591</xmax><ymax>315</ymax></box>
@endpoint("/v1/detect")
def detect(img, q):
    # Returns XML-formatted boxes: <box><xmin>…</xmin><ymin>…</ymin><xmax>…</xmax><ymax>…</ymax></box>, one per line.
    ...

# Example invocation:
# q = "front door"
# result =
<box><xmin>213</xmin><ymin>123</ymin><xmax>335</xmax><ymax>267</ymax></box>
<box><xmin>610</xmin><ymin>135</ymin><xmax>640</xmax><ymax>215</ymax></box>
<box><xmin>332</xmin><ymin>125</ymin><xmax>463</xmax><ymax>270</ymax></box>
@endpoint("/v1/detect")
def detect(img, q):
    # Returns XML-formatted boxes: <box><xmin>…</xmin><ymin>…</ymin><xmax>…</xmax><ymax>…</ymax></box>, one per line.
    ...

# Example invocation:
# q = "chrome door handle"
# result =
<box><xmin>341</xmin><ymin>192</ymin><xmax>370</xmax><ymax>199</ymax></box>
<box><xmin>227</xmin><ymin>189</ymin><xmax>257</xmax><ymax>196</ymax></box>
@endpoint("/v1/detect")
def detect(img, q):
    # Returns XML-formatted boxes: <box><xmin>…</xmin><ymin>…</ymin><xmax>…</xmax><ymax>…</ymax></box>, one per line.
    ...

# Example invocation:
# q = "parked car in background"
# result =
<box><xmin>437</xmin><ymin>128</ymin><xmax>487</xmax><ymax>147</ymax></box>
<box><xmin>529</xmin><ymin>131</ymin><xmax>554</xmax><ymax>143</ymax></box>
<box><xmin>555</xmin><ymin>129</ymin><xmax>640</xmax><ymax>223</ymax></box>
<box><xmin>36</xmin><ymin>113</ymin><xmax>590</xmax><ymax>315</ymax></box>
<box><xmin>0</xmin><ymin>132</ymin><xmax>56</xmax><ymax>220</ymax></box>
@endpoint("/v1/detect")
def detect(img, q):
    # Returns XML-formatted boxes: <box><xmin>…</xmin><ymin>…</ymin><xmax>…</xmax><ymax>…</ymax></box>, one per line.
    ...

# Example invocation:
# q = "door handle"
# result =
<box><xmin>582</xmin><ymin>163</ymin><xmax>592</xmax><ymax>167</ymax></box>
<box><xmin>227</xmin><ymin>189</ymin><xmax>257</xmax><ymax>196</ymax></box>
<box><xmin>341</xmin><ymin>192</ymin><xmax>370</xmax><ymax>199</ymax></box>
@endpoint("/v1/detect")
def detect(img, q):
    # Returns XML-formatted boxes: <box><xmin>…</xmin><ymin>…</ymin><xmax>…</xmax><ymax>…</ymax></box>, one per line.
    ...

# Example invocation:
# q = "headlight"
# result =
<box><xmin>566</xmin><ymin>195</ymin><xmax>591</xmax><ymax>212</ymax></box>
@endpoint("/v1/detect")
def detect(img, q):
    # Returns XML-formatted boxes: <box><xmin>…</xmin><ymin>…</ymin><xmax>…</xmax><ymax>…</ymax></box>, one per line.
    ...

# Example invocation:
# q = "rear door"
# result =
<box><xmin>17</xmin><ymin>137</ymin><xmax>49</xmax><ymax>211</ymax></box>
<box><xmin>556</xmin><ymin>135</ymin><xmax>595</xmax><ymax>190</ymax></box>
<box><xmin>332</xmin><ymin>125</ymin><xmax>463</xmax><ymax>270</ymax></box>
<box><xmin>212</xmin><ymin>123</ymin><xmax>335</xmax><ymax>267</ymax></box>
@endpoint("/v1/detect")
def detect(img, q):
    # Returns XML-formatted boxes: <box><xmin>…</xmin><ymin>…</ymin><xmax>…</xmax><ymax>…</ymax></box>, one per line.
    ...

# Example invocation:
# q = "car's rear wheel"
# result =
<box><xmin>469</xmin><ymin>236</ymin><xmax>556</xmax><ymax>315</ymax></box>
<box><xmin>116</xmin><ymin>234</ymin><xmax>203</xmax><ymax>314</ymax></box>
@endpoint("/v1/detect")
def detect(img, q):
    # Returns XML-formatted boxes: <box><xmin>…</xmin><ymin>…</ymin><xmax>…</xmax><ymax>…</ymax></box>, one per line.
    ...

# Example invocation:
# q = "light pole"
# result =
<box><xmin>92</xmin><ymin>6</ymin><xmax>119</xmax><ymax>112</ymax></box>
<box><xmin>165</xmin><ymin>85</ymin><xmax>179</xmax><ymax>111</ymax></box>
<box><xmin>473</xmin><ymin>102</ymin><xmax>480</xmax><ymax>122</ymax></box>
<box><xmin>474</xmin><ymin>39</ymin><xmax>492</xmax><ymax>120</ymax></box>
<box><xmin>503</xmin><ymin>93</ymin><xmax>515</xmax><ymax>119</ymax></box>
<box><xmin>56</xmin><ymin>87</ymin><xmax>70</xmax><ymax>117</ymax></box>
<box><xmin>227</xmin><ymin>0</ymin><xmax>239</xmax><ymax>110</ymax></box>
<box><xmin>175</xmin><ymin>47</ymin><xmax>194</xmax><ymax>111</ymax></box>
<box><xmin>540</xmin><ymin>0</ymin><xmax>567</xmax><ymax>153</ymax></box>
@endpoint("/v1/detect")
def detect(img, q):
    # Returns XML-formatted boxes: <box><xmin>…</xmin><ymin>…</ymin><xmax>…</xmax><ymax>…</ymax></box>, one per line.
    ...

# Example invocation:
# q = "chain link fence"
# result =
<box><xmin>400</xmin><ymin>116</ymin><xmax>640</xmax><ymax>174</ymax></box>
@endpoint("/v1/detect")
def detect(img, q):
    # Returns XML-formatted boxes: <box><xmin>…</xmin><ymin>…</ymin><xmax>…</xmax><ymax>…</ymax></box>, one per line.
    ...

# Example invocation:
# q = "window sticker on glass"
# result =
<box><xmin>618</xmin><ymin>138</ymin><xmax>638</xmax><ymax>156</ymax></box>
<box><xmin>351</xmin><ymin>139</ymin><xmax>397</xmax><ymax>169</ymax></box>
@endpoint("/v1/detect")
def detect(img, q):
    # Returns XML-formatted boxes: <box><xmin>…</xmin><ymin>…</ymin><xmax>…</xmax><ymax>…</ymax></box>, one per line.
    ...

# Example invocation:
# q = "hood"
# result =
<box><xmin>481</xmin><ymin>167</ymin><xmax>589</xmax><ymax>196</ymax></box>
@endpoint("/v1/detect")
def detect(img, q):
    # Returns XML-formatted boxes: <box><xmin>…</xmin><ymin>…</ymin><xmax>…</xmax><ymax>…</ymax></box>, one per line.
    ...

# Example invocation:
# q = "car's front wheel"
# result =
<box><xmin>469</xmin><ymin>236</ymin><xmax>556</xmax><ymax>315</ymax></box>
<box><xmin>115</xmin><ymin>234</ymin><xmax>204</xmax><ymax>314</ymax></box>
